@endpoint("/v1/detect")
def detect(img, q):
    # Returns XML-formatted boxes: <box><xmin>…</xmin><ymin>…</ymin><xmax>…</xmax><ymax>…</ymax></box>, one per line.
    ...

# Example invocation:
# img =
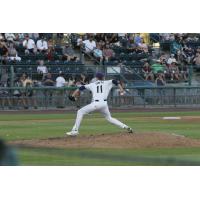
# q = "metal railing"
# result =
<box><xmin>0</xmin><ymin>86</ymin><xmax>200</xmax><ymax>110</ymax></box>
<box><xmin>0</xmin><ymin>64</ymin><xmax>149</xmax><ymax>87</ymax></box>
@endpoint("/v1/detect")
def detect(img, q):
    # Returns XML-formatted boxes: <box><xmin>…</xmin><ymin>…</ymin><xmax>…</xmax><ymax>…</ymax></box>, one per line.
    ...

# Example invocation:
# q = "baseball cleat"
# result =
<box><xmin>66</xmin><ymin>130</ymin><xmax>79</xmax><ymax>136</ymax></box>
<box><xmin>126</xmin><ymin>127</ymin><xmax>134</xmax><ymax>133</ymax></box>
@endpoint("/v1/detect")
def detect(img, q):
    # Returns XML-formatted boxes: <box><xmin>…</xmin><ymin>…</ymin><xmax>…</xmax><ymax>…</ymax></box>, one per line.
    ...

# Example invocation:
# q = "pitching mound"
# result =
<box><xmin>10</xmin><ymin>132</ymin><xmax>200</xmax><ymax>149</ymax></box>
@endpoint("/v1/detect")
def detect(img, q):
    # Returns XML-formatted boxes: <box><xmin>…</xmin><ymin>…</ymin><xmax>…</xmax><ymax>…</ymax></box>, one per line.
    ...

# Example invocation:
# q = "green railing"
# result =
<box><xmin>0</xmin><ymin>86</ymin><xmax>200</xmax><ymax>110</ymax></box>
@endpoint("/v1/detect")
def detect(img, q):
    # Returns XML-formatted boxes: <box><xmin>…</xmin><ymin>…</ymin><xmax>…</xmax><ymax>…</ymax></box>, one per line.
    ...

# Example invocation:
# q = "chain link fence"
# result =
<box><xmin>0</xmin><ymin>86</ymin><xmax>200</xmax><ymax>110</ymax></box>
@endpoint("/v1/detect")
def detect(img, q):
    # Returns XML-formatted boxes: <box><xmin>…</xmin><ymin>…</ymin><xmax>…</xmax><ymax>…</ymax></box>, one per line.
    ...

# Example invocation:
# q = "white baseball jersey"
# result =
<box><xmin>84</xmin><ymin>80</ymin><xmax>114</xmax><ymax>101</ymax></box>
<box><xmin>71</xmin><ymin>79</ymin><xmax>128</xmax><ymax>132</ymax></box>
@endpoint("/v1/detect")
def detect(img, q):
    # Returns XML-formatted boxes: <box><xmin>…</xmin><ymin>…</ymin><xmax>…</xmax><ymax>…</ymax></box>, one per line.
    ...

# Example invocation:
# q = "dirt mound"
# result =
<box><xmin>9</xmin><ymin>132</ymin><xmax>200</xmax><ymax>149</ymax></box>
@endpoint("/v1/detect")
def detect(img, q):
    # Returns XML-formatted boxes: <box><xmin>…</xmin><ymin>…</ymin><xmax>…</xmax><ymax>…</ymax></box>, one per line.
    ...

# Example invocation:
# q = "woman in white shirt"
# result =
<box><xmin>56</xmin><ymin>72</ymin><xmax>67</xmax><ymax>87</ymax></box>
<box><xmin>55</xmin><ymin>72</ymin><xmax>67</xmax><ymax>108</ymax></box>
<box><xmin>37</xmin><ymin>60</ymin><xmax>48</xmax><ymax>74</ymax></box>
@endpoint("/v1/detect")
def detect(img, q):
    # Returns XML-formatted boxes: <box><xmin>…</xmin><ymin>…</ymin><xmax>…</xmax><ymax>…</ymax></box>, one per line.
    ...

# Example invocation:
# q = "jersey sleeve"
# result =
<box><xmin>112</xmin><ymin>79</ymin><xmax>119</xmax><ymax>86</ymax></box>
<box><xmin>79</xmin><ymin>85</ymin><xmax>86</xmax><ymax>91</ymax></box>
<box><xmin>83</xmin><ymin>83</ymin><xmax>92</xmax><ymax>91</ymax></box>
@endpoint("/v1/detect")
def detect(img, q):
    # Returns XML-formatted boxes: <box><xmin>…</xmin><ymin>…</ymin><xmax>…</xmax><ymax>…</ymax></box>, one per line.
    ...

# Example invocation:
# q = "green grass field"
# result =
<box><xmin>1</xmin><ymin>111</ymin><xmax>200</xmax><ymax>165</ymax></box>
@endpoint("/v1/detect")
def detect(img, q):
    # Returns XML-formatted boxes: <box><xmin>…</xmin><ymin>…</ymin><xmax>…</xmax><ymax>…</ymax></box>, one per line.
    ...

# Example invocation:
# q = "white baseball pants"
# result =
<box><xmin>72</xmin><ymin>101</ymin><xmax>128</xmax><ymax>132</ymax></box>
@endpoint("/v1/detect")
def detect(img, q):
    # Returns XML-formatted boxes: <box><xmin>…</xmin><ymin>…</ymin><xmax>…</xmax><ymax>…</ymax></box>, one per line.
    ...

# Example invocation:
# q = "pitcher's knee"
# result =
<box><xmin>77</xmin><ymin>109</ymin><xmax>85</xmax><ymax>116</ymax></box>
<box><xmin>105</xmin><ymin>116</ymin><xmax>112</xmax><ymax>122</ymax></box>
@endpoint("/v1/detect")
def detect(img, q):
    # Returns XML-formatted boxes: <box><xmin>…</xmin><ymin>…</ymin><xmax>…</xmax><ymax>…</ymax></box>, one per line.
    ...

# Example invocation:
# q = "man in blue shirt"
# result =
<box><xmin>134</xmin><ymin>33</ymin><xmax>142</xmax><ymax>46</ymax></box>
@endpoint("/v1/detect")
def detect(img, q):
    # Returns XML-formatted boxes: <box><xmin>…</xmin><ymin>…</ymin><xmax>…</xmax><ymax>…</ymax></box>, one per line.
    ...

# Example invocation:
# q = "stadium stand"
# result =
<box><xmin>0</xmin><ymin>33</ymin><xmax>200</xmax><ymax>109</ymax></box>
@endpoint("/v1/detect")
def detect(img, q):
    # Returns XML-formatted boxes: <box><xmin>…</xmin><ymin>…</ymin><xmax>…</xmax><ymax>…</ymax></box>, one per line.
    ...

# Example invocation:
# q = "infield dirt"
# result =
<box><xmin>10</xmin><ymin>132</ymin><xmax>200</xmax><ymax>149</ymax></box>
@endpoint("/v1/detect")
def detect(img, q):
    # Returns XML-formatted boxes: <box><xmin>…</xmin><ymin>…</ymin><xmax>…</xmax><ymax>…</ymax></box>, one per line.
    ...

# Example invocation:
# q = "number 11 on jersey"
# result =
<box><xmin>97</xmin><ymin>85</ymin><xmax>103</xmax><ymax>93</ymax></box>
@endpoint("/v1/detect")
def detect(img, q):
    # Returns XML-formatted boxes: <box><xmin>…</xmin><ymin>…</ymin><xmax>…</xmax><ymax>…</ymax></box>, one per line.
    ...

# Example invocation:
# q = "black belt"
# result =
<box><xmin>95</xmin><ymin>99</ymin><xmax>107</xmax><ymax>102</ymax></box>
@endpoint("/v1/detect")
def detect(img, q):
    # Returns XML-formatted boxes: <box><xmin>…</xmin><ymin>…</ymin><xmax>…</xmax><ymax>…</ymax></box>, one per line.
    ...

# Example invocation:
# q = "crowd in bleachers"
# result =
<box><xmin>0</xmin><ymin>70</ymin><xmax>93</xmax><ymax>109</ymax></box>
<box><xmin>142</xmin><ymin>54</ymin><xmax>189</xmax><ymax>83</ymax></box>
<box><xmin>0</xmin><ymin>33</ymin><xmax>80</xmax><ymax>64</ymax></box>
<box><xmin>75</xmin><ymin>33</ymin><xmax>200</xmax><ymax>83</ymax></box>
<box><xmin>148</xmin><ymin>33</ymin><xmax>200</xmax><ymax>83</ymax></box>
<box><xmin>0</xmin><ymin>33</ymin><xmax>87</xmax><ymax>90</ymax></box>
<box><xmin>1</xmin><ymin>33</ymin><xmax>200</xmax><ymax>92</ymax></box>
<box><xmin>75</xmin><ymin>33</ymin><xmax>150</xmax><ymax>65</ymax></box>
<box><xmin>1</xmin><ymin>33</ymin><xmax>200</xmax><ymax>109</ymax></box>
<box><xmin>158</xmin><ymin>33</ymin><xmax>200</xmax><ymax>67</ymax></box>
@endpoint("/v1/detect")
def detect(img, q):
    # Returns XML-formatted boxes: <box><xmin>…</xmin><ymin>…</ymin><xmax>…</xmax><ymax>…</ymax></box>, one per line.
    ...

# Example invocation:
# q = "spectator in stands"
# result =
<box><xmin>77</xmin><ymin>35</ymin><xmax>84</xmax><ymax>47</ymax></box>
<box><xmin>5</xmin><ymin>33</ymin><xmax>16</xmax><ymax>42</ymax></box>
<box><xmin>19</xmin><ymin>73</ymin><xmax>37</xmax><ymax>109</ymax></box>
<box><xmin>0</xmin><ymin>34</ymin><xmax>4</xmax><ymax>41</ymax></box>
<box><xmin>42</xmin><ymin>73</ymin><xmax>54</xmax><ymax>106</ymax></box>
<box><xmin>126</xmin><ymin>34</ymin><xmax>135</xmax><ymax>49</ymax></box>
<box><xmin>159</xmin><ymin>53</ymin><xmax>167</xmax><ymax>64</ymax></box>
<box><xmin>151</xmin><ymin>60</ymin><xmax>164</xmax><ymax>76</ymax></box>
<box><xmin>83</xmin><ymin>37</ymin><xmax>96</xmax><ymax>53</ymax></box>
<box><xmin>62</xmin><ymin>42</ymin><xmax>77</xmax><ymax>61</ymax></box>
<box><xmin>193</xmin><ymin>52</ymin><xmax>200</xmax><ymax>69</ymax></box>
<box><xmin>47</xmin><ymin>33</ymin><xmax>53</xmax><ymax>41</ymax></box>
<box><xmin>106</xmin><ymin>33</ymin><xmax>118</xmax><ymax>44</ymax></box>
<box><xmin>15</xmin><ymin>33</ymin><xmax>25</xmax><ymax>46</ymax></box>
<box><xmin>95</xmin><ymin>33</ymin><xmax>106</xmax><ymax>43</ymax></box>
<box><xmin>75</xmin><ymin>79</ymin><xmax>82</xmax><ymax>87</ymax></box>
<box><xmin>8</xmin><ymin>42</ymin><xmax>21</xmax><ymax>62</ymax></box>
<box><xmin>43</xmin><ymin>73</ymin><xmax>54</xmax><ymax>86</ymax></box>
<box><xmin>196</xmin><ymin>47</ymin><xmax>200</xmax><ymax>54</ymax></box>
<box><xmin>23</xmin><ymin>35</ymin><xmax>36</xmax><ymax>54</ymax></box>
<box><xmin>56</xmin><ymin>72</ymin><xmax>67</xmax><ymax>108</ymax></box>
<box><xmin>97</xmin><ymin>39</ymin><xmax>106</xmax><ymax>50</ymax></box>
<box><xmin>36</xmin><ymin>37</ymin><xmax>48</xmax><ymax>53</ymax></box>
<box><xmin>118</xmin><ymin>34</ymin><xmax>128</xmax><ymax>48</ymax></box>
<box><xmin>93</xmin><ymin>45</ymin><xmax>103</xmax><ymax>64</ymax></box>
<box><xmin>169</xmin><ymin>33</ymin><xmax>175</xmax><ymax>41</ymax></box>
<box><xmin>56</xmin><ymin>72</ymin><xmax>67</xmax><ymax>87</ymax></box>
<box><xmin>56</xmin><ymin>33</ymin><xmax>64</xmax><ymax>40</ymax></box>
<box><xmin>45</xmin><ymin>33</ymin><xmax>53</xmax><ymax>40</ymax></box>
<box><xmin>68</xmin><ymin>76</ymin><xmax>76</xmax><ymax>86</ymax></box>
<box><xmin>160</xmin><ymin>33</ymin><xmax>174</xmax><ymax>41</ymax></box>
<box><xmin>182</xmin><ymin>45</ymin><xmax>195</xmax><ymax>64</ymax></box>
<box><xmin>37</xmin><ymin>60</ymin><xmax>48</xmax><ymax>77</ymax></box>
<box><xmin>20</xmin><ymin>73</ymin><xmax>31</xmax><ymax>88</ymax></box>
<box><xmin>167</xmin><ymin>54</ymin><xmax>177</xmax><ymax>65</ymax></box>
<box><xmin>138</xmin><ymin>38</ymin><xmax>148</xmax><ymax>53</ymax></box>
<box><xmin>156</xmin><ymin>73</ymin><xmax>166</xmax><ymax>86</ymax></box>
<box><xmin>80</xmin><ymin>73</ymin><xmax>89</xmax><ymax>85</ymax></box>
<box><xmin>118</xmin><ymin>33</ymin><xmax>126</xmax><ymax>41</ymax></box>
<box><xmin>103</xmin><ymin>44</ymin><xmax>115</xmax><ymax>62</ymax></box>
<box><xmin>163</xmin><ymin>64</ymin><xmax>171</xmax><ymax>81</ymax></box>
<box><xmin>0</xmin><ymin>41</ymin><xmax>8</xmax><ymax>60</ymax></box>
<box><xmin>156</xmin><ymin>73</ymin><xmax>166</xmax><ymax>104</ymax></box>
<box><xmin>140</xmin><ymin>33</ymin><xmax>150</xmax><ymax>44</ymax></box>
<box><xmin>56</xmin><ymin>33</ymin><xmax>64</xmax><ymax>44</ymax></box>
<box><xmin>0</xmin><ymin>65</ymin><xmax>8</xmax><ymax>87</ymax></box>
<box><xmin>28</xmin><ymin>33</ymin><xmax>39</xmax><ymax>42</ymax></box>
<box><xmin>184</xmin><ymin>34</ymin><xmax>199</xmax><ymax>42</ymax></box>
<box><xmin>47</xmin><ymin>38</ymin><xmax>54</xmax><ymax>49</ymax></box>
<box><xmin>142</xmin><ymin>62</ymin><xmax>154</xmax><ymax>81</ymax></box>
<box><xmin>134</xmin><ymin>33</ymin><xmax>142</xmax><ymax>46</ymax></box>
<box><xmin>179</xmin><ymin>65</ymin><xmax>188</xmax><ymax>81</ymax></box>
<box><xmin>171</xmin><ymin>37</ymin><xmax>182</xmax><ymax>59</ymax></box>
<box><xmin>46</xmin><ymin>39</ymin><xmax>55</xmax><ymax>61</ymax></box>
<box><xmin>169</xmin><ymin>61</ymin><xmax>180</xmax><ymax>81</ymax></box>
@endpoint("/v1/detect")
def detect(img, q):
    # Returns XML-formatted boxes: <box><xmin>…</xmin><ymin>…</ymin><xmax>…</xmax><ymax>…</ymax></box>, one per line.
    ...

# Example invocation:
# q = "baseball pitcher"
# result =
<box><xmin>66</xmin><ymin>72</ymin><xmax>133</xmax><ymax>136</ymax></box>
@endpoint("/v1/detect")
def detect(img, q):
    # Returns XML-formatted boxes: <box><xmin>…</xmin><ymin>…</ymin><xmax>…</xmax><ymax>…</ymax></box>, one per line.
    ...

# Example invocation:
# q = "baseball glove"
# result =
<box><xmin>68</xmin><ymin>95</ymin><xmax>76</xmax><ymax>102</ymax></box>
